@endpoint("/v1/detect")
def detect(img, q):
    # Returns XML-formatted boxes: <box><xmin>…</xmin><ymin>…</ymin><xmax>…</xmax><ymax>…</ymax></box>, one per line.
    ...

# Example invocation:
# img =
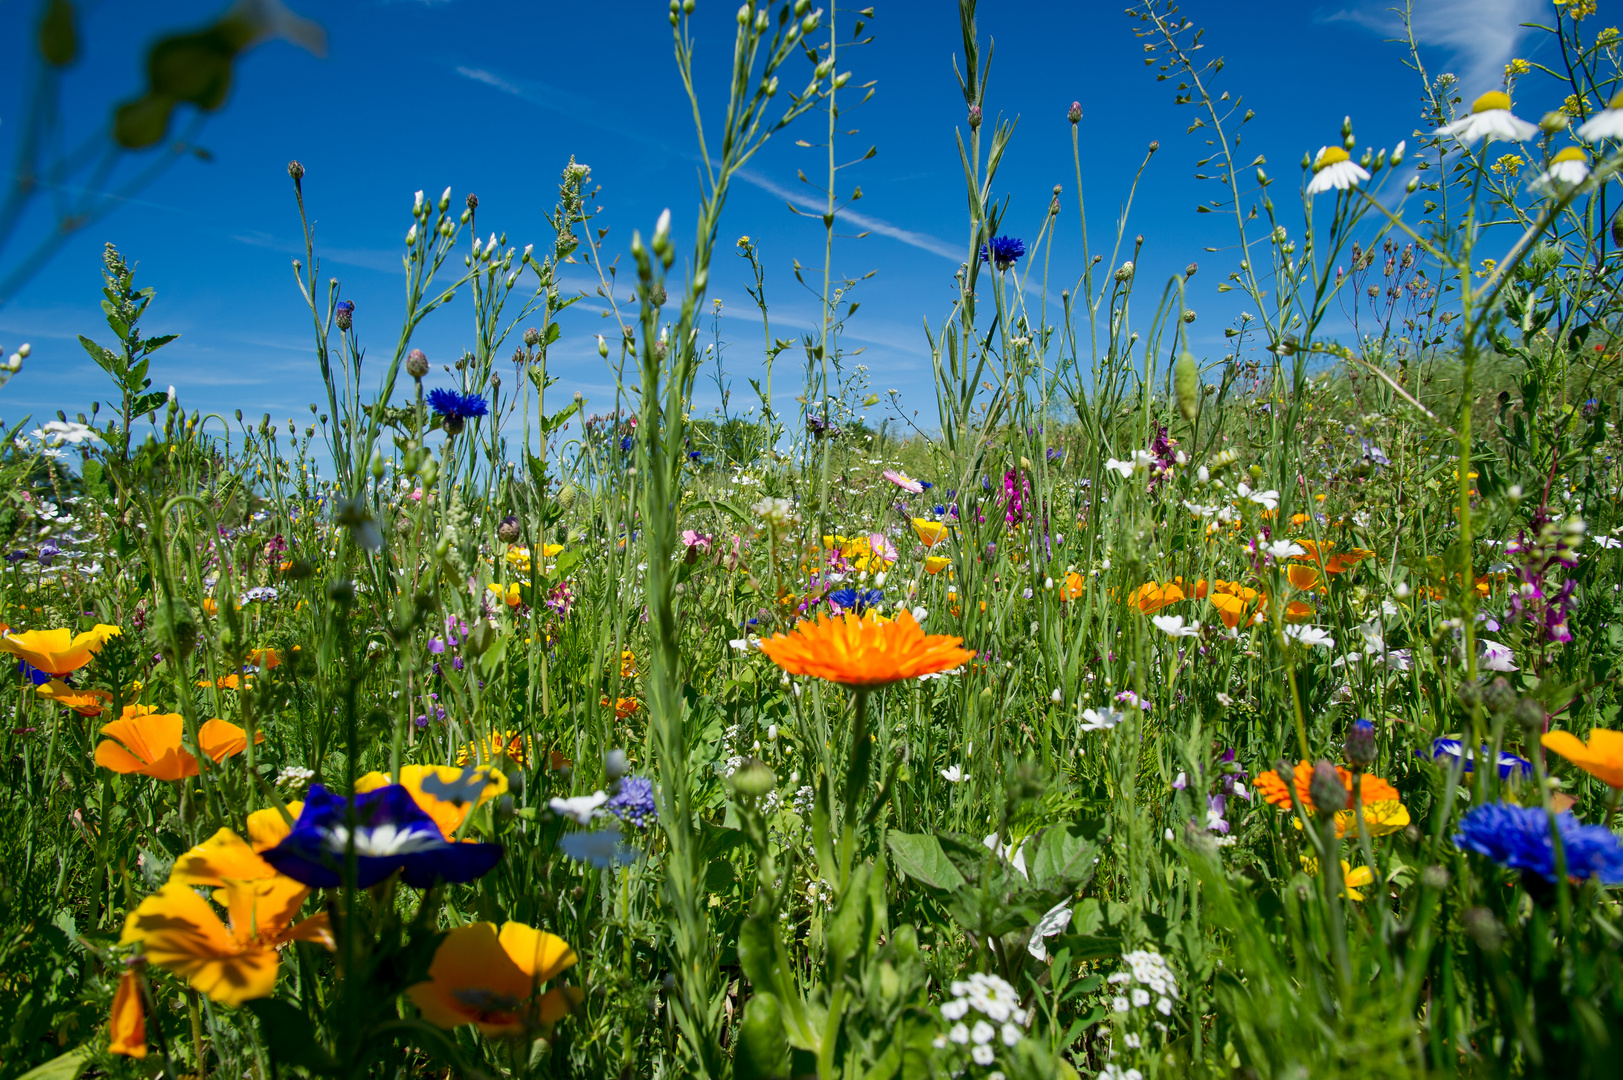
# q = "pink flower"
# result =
<box><xmin>681</xmin><ymin>529</ymin><xmax>713</xmax><ymax>551</ymax></box>
<box><xmin>867</xmin><ymin>532</ymin><xmax>895</xmax><ymax>564</ymax></box>
<box><xmin>883</xmin><ymin>469</ymin><xmax>924</xmax><ymax>494</ymax></box>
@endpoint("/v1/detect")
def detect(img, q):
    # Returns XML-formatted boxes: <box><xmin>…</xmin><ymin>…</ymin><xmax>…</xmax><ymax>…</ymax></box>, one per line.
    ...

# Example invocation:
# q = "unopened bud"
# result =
<box><xmin>1068</xmin><ymin>101</ymin><xmax>1082</xmax><ymax>124</ymax></box>
<box><xmin>1344</xmin><ymin>718</ymin><xmax>1376</xmax><ymax>770</ymax></box>
<box><xmin>287</xmin><ymin>160</ymin><xmax>304</xmax><ymax>182</ymax></box>
<box><xmin>497</xmin><ymin>515</ymin><xmax>522</xmax><ymax>544</ymax></box>
<box><xmin>406</xmin><ymin>349</ymin><xmax>429</xmax><ymax>379</ymax></box>
<box><xmin>523</xmin><ymin>327</ymin><xmax>541</xmax><ymax>348</ymax></box>
<box><xmin>967</xmin><ymin>104</ymin><xmax>982</xmax><ymax>129</ymax></box>
<box><xmin>1308</xmin><ymin>760</ymin><xmax>1348</xmax><ymax>815</ymax></box>
<box><xmin>1512</xmin><ymin>696</ymin><xmax>1545</xmax><ymax>732</ymax></box>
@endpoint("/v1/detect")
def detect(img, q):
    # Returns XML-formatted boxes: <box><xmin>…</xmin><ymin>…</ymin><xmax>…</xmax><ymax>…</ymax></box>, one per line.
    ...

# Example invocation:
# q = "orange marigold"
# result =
<box><xmin>758</xmin><ymin>609</ymin><xmax>974</xmax><ymax>688</ymax></box>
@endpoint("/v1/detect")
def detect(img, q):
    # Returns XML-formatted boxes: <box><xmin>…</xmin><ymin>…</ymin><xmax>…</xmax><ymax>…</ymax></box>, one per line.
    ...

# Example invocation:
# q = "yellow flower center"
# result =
<box><xmin>1315</xmin><ymin>146</ymin><xmax>1350</xmax><ymax>171</ymax></box>
<box><xmin>1472</xmin><ymin>91</ymin><xmax>1512</xmax><ymax>114</ymax></box>
<box><xmin>1553</xmin><ymin>147</ymin><xmax>1588</xmax><ymax>164</ymax></box>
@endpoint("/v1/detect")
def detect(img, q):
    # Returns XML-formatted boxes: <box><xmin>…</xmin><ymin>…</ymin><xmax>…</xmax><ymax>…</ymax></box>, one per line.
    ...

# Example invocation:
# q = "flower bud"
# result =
<box><xmin>1539</xmin><ymin>110</ymin><xmax>1570</xmax><ymax>134</ymax></box>
<box><xmin>406</xmin><ymin>224</ymin><xmax>417</xmax><ymax>246</ymax></box>
<box><xmin>1068</xmin><ymin>101</ymin><xmax>1082</xmax><ymax>124</ymax></box>
<box><xmin>729</xmin><ymin>757</ymin><xmax>776</xmax><ymax>799</ymax></box>
<box><xmin>1308</xmin><ymin>760</ymin><xmax>1348</xmax><ymax>815</ymax></box>
<box><xmin>1390</xmin><ymin>139</ymin><xmax>1406</xmax><ymax>167</ymax></box>
<box><xmin>287</xmin><ymin>160</ymin><xmax>304</xmax><ymax>182</ymax></box>
<box><xmin>497</xmin><ymin>515</ymin><xmax>522</xmax><ymax>544</ymax></box>
<box><xmin>1456</xmin><ymin>679</ymin><xmax>1482</xmax><ymax>712</ymax></box>
<box><xmin>1174</xmin><ymin>352</ymin><xmax>1200</xmax><ymax>421</ymax></box>
<box><xmin>1114</xmin><ymin>260</ymin><xmax>1135</xmax><ymax>282</ymax></box>
<box><xmin>439</xmin><ymin>186</ymin><xmax>452</xmax><ymax>211</ymax></box>
<box><xmin>406</xmin><ymin>348</ymin><xmax>429</xmax><ymax>379</ymax></box>
<box><xmin>1344</xmin><ymin>718</ymin><xmax>1376</xmax><ymax>770</ymax></box>
<box><xmin>605</xmin><ymin>748</ymin><xmax>629</xmax><ymax>781</ymax></box>
<box><xmin>1512</xmin><ymin>696</ymin><xmax>1545</xmax><ymax>732</ymax></box>
<box><xmin>1406</xmin><ymin>176</ymin><xmax>1419</xmax><ymax>193</ymax></box>
<box><xmin>967</xmin><ymin>104</ymin><xmax>982</xmax><ymax>129</ymax></box>
<box><xmin>413</xmin><ymin>190</ymin><xmax>424</xmax><ymax>215</ymax></box>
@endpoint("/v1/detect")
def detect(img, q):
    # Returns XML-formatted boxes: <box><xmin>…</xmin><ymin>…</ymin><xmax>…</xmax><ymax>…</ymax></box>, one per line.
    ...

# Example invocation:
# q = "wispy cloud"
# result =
<box><xmin>1326</xmin><ymin>0</ymin><xmax>1543</xmax><ymax>97</ymax></box>
<box><xmin>231</xmin><ymin>229</ymin><xmax>404</xmax><ymax>275</ymax></box>
<box><xmin>734</xmin><ymin>168</ymin><xmax>960</xmax><ymax>261</ymax></box>
<box><xmin>455</xmin><ymin>66</ymin><xmax>522</xmax><ymax>97</ymax></box>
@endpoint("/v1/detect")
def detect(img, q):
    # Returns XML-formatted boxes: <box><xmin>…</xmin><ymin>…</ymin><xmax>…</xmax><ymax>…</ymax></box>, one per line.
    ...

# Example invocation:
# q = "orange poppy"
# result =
<box><xmin>1284</xmin><ymin>600</ymin><xmax>1315</xmax><ymax>622</ymax></box>
<box><xmin>1325</xmin><ymin>548</ymin><xmax>1374</xmax><ymax>574</ymax></box>
<box><xmin>1129</xmin><ymin>581</ymin><xmax>1185</xmax><ymax>613</ymax></box>
<box><xmin>1541</xmin><ymin>728</ymin><xmax>1623</xmax><ymax>788</ymax></box>
<box><xmin>759</xmin><ymin>609</ymin><xmax>974</xmax><ymax>688</ymax></box>
<box><xmin>1058</xmin><ymin>571</ymin><xmax>1086</xmax><ymax>601</ymax></box>
<box><xmin>0</xmin><ymin>623</ymin><xmax>121</xmax><ymax>675</ymax></box>
<box><xmin>924</xmin><ymin>555</ymin><xmax>952</xmax><ymax>576</ymax></box>
<box><xmin>94</xmin><ymin>706</ymin><xmax>262</xmax><ymax>781</ymax></box>
<box><xmin>36</xmin><ymin>679</ymin><xmax>111</xmax><ymax>717</ymax></box>
<box><xmin>911</xmin><ymin>518</ymin><xmax>951</xmax><ymax>548</ymax></box>
<box><xmin>1254</xmin><ymin>761</ymin><xmax>1410</xmax><ymax>838</ymax></box>
<box><xmin>355</xmin><ymin>765</ymin><xmax>507</xmax><ymax>839</ymax></box>
<box><xmin>1286</xmin><ymin>564</ymin><xmax>1321</xmax><ymax>591</ymax></box>
<box><xmin>108</xmin><ymin>970</ymin><xmax>147</xmax><ymax>1058</ymax></box>
<box><xmin>1210</xmin><ymin>592</ymin><xmax>1261</xmax><ymax>629</ymax></box>
<box><xmin>601</xmin><ymin>695</ymin><xmax>641</xmax><ymax>719</ymax></box>
<box><xmin>407</xmin><ymin>921</ymin><xmax>579</xmax><ymax>1036</ymax></box>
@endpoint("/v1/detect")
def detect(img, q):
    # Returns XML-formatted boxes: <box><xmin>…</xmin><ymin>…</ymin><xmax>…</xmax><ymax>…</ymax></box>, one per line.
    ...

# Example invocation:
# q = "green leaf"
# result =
<box><xmin>17</xmin><ymin>1046</ymin><xmax>91</xmax><ymax>1080</ymax></box>
<box><xmin>38</xmin><ymin>0</ymin><xmax>77</xmax><ymax>66</ymax></box>
<box><xmin>246</xmin><ymin>998</ymin><xmax>337</xmax><ymax>1073</ymax></box>
<box><xmin>132</xmin><ymin>391</ymin><xmax>169</xmax><ymax>416</ymax></box>
<box><xmin>886</xmin><ymin>831</ymin><xmax>966</xmax><ymax>892</ymax></box>
<box><xmin>113</xmin><ymin>93</ymin><xmax>177</xmax><ymax>149</ymax></box>
<box><xmin>1030</xmin><ymin>825</ymin><xmax>1099</xmax><ymax>891</ymax></box>
<box><xmin>78</xmin><ymin>336</ymin><xmax>122</xmax><ymax>377</ymax></box>
<box><xmin>735</xmin><ymin>993</ymin><xmax>791</xmax><ymax>1080</ymax></box>
<box><xmin>142</xmin><ymin>333</ymin><xmax>179</xmax><ymax>354</ymax></box>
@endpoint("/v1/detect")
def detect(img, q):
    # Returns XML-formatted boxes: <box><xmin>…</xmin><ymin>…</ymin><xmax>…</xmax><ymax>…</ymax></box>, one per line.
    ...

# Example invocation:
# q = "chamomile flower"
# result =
<box><xmin>1531</xmin><ymin>147</ymin><xmax>1591</xmax><ymax>191</ymax></box>
<box><xmin>1304</xmin><ymin>146</ymin><xmax>1370</xmax><ymax>195</ymax></box>
<box><xmin>1436</xmin><ymin>91</ymin><xmax>1537</xmax><ymax>144</ymax></box>
<box><xmin>1576</xmin><ymin>89</ymin><xmax>1623</xmax><ymax>141</ymax></box>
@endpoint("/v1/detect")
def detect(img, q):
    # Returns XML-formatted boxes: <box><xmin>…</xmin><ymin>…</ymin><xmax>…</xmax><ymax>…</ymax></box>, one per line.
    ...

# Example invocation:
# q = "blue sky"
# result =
<box><xmin>0</xmin><ymin>0</ymin><xmax>1594</xmax><ymax>442</ymax></box>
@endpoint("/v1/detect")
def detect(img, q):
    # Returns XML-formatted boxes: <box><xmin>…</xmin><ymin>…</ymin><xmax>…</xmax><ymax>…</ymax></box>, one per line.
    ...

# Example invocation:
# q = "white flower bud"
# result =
<box><xmin>406</xmin><ymin>224</ymin><xmax>418</xmax><ymax>245</ymax></box>
<box><xmin>439</xmin><ymin>186</ymin><xmax>452</xmax><ymax>211</ymax></box>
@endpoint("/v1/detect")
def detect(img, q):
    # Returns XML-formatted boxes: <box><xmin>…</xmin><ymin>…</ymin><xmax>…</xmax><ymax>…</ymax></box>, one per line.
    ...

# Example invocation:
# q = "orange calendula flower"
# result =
<box><xmin>409</xmin><ymin>921</ymin><xmax>580</xmax><ymax>1036</ymax></box>
<box><xmin>759</xmin><ymin>609</ymin><xmax>974</xmax><ymax>688</ymax></box>
<box><xmin>36</xmin><ymin>679</ymin><xmax>111</xmax><ymax>717</ymax></box>
<box><xmin>94</xmin><ymin>707</ymin><xmax>262</xmax><ymax>781</ymax></box>
<box><xmin>355</xmin><ymin>765</ymin><xmax>508</xmax><ymax>840</ymax></box>
<box><xmin>109</xmin><ymin>969</ymin><xmax>147</xmax><ymax>1058</ymax></box>
<box><xmin>911</xmin><ymin>517</ymin><xmax>951</xmax><ymax>548</ymax></box>
<box><xmin>0</xmin><ymin>623</ymin><xmax>121</xmax><ymax>675</ymax></box>
<box><xmin>1541</xmin><ymin>728</ymin><xmax>1623</xmax><ymax>788</ymax></box>
<box><xmin>1254</xmin><ymin>761</ymin><xmax>1410</xmax><ymax>837</ymax></box>
<box><xmin>1129</xmin><ymin>581</ymin><xmax>1185</xmax><ymax>613</ymax></box>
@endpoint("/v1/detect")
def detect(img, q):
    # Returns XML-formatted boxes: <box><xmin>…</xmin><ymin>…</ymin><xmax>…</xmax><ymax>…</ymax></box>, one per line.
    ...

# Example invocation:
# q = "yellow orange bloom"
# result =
<box><xmin>924</xmin><ymin>555</ymin><xmax>952</xmax><ymax>576</ymax></box>
<box><xmin>600</xmin><ymin>695</ymin><xmax>641</xmax><ymax>719</ymax></box>
<box><xmin>408</xmin><ymin>921</ymin><xmax>579</xmax><ymax>1036</ymax></box>
<box><xmin>488</xmin><ymin>582</ymin><xmax>524</xmax><ymax>608</ymax></box>
<box><xmin>1058</xmin><ymin>571</ymin><xmax>1085</xmax><ymax>601</ymax></box>
<box><xmin>1286</xmin><ymin>564</ymin><xmax>1321</xmax><ymax>591</ymax></box>
<box><xmin>1209</xmin><ymin>592</ymin><xmax>1256</xmax><ymax>629</ymax></box>
<box><xmin>171</xmin><ymin>828</ymin><xmax>278</xmax><ymax>885</ymax></box>
<box><xmin>1325</xmin><ymin>548</ymin><xmax>1374</xmax><ymax>574</ymax></box>
<box><xmin>1301</xmin><ymin>856</ymin><xmax>1377</xmax><ymax>901</ymax></box>
<box><xmin>1542</xmin><ymin>728</ymin><xmax>1623</xmax><ymax>788</ymax></box>
<box><xmin>246</xmin><ymin>803</ymin><xmax>305</xmax><ymax>852</ymax></box>
<box><xmin>108</xmin><ymin>970</ymin><xmax>147</xmax><ymax>1058</ymax></box>
<box><xmin>1129</xmin><ymin>581</ymin><xmax>1185</xmax><ymax>613</ymax></box>
<box><xmin>36</xmin><ymin>679</ymin><xmax>111</xmax><ymax>717</ymax></box>
<box><xmin>1284</xmin><ymin>600</ymin><xmax>1315</xmax><ymax>622</ymax></box>
<box><xmin>355</xmin><ymin>765</ymin><xmax>508</xmax><ymax>839</ymax></box>
<box><xmin>759</xmin><ymin>609</ymin><xmax>974</xmax><ymax>688</ymax></box>
<box><xmin>911</xmin><ymin>518</ymin><xmax>950</xmax><ymax>548</ymax></box>
<box><xmin>94</xmin><ymin>707</ymin><xmax>262</xmax><ymax>781</ymax></box>
<box><xmin>457</xmin><ymin>729</ymin><xmax>533</xmax><ymax>769</ymax></box>
<box><xmin>1255</xmin><ymin>761</ymin><xmax>1410</xmax><ymax>837</ymax></box>
<box><xmin>620</xmin><ymin>650</ymin><xmax>637</xmax><ymax>678</ymax></box>
<box><xmin>0</xmin><ymin>623</ymin><xmax>121</xmax><ymax>675</ymax></box>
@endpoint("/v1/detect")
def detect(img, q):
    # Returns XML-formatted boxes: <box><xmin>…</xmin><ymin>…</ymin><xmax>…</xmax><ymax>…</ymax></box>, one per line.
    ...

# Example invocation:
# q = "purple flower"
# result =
<box><xmin>426</xmin><ymin>388</ymin><xmax>489</xmax><ymax>422</ymax></box>
<box><xmin>605</xmin><ymin>775</ymin><xmax>658</xmax><ymax>829</ymax></box>
<box><xmin>262</xmin><ymin>784</ymin><xmax>502</xmax><ymax>888</ymax></box>
<box><xmin>980</xmin><ymin>235</ymin><xmax>1026</xmax><ymax>270</ymax></box>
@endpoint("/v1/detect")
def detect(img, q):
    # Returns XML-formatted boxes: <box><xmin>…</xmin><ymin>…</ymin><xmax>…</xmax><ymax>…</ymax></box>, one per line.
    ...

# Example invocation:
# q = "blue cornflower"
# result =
<box><xmin>1454</xmin><ymin>801</ymin><xmax>1623</xmax><ymax>884</ymax></box>
<box><xmin>919</xmin><ymin>480</ymin><xmax>934</xmax><ymax>490</ymax></box>
<box><xmin>688</xmin><ymin>450</ymin><xmax>703</xmax><ymax>462</ymax></box>
<box><xmin>980</xmin><ymin>235</ymin><xmax>1026</xmax><ymax>270</ymax></box>
<box><xmin>262</xmin><ymin>784</ymin><xmax>503</xmax><ymax>888</ymax></box>
<box><xmin>1426</xmin><ymin>739</ymin><xmax>1533</xmax><ymax>779</ymax></box>
<box><xmin>427</xmin><ymin>388</ymin><xmax>489</xmax><ymax>420</ymax></box>
<box><xmin>16</xmin><ymin>660</ymin><xmax>51</xmax><ymax>686</ymax></box>
<box><xmin>605</xmin><ymin>775</ymin><xmax>658</xmax><ymax>829</ymax></box>
<box><xmin>619</xmin><ymin>434</ymin><xmax>635</xmax><ymax>453</ymax></box>
<box><xmin>828</xmin><ymin>587</ymin><xmax>883</xmax><ymax>614</ymax></box>
<box><xmin>335</xmin><ymin>299</ymin><xmax>354</xmax><ymax>330</ymax></box>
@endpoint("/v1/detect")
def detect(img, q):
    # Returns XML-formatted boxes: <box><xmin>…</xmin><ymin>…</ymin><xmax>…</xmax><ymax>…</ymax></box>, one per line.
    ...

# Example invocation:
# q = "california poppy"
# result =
<box><xmin>759</xmin><ymin>609</ymin><xmax>973</xmax><ymax>688</ymax></box>
<box><xmin>924</xmin><ymin>555</ymin><xmax>952</xmax><ymax>576</ymax></box>
<box><xmin>0</xmin><ymin>624</ymin><xmax>121</xmax><ymax>675</ymax></box>
<box><xmin>1129</xmin><ymin>581</ymin><xmax>1185</xmax><ymax>614</ymax></box>
<box><xmin>94</xmin><ymin>707</ymin><xmax>262</xmax><ymax>781</ymax></box>
<box><xmin>911</xmin><ymin>517</ymin><xmax>950</xmax><ymax>548</ymax></box>
<box><xmin>1254</xmin><ymin>760</ymin><xmax>1410</xmax><ymax>838</ymax></box>
<box><xmin>36</xmin><ymin>679</ymin><xmax>111</xmax><ymax>717</ymax></box>
<box><xmin>108</xmin><ymin>970</ymin><xmax>147</xmax><ymax>1058</ymax></box>
<box><xmin>1542</xmin><ymin>728</ymin><xmax>1623</xmax><ymax>788</ymax></box>
<box><xmin>356</xmin><ymin>764</ymin><xmax>508</xmax><ymax>839</ymax></box>
<box><xmin>408</xmin><ymin>921</ymin><xmax>579</xmax><ymax>1036</ymax></box>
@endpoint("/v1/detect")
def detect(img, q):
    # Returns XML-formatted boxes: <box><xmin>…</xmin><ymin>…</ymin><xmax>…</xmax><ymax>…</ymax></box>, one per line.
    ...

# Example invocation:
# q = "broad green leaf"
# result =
<box><xmin>886</xmin><ymin>831</ymin><xmax>966</xmax><ymax>892</ymax></box>
<box><xmin>1031</xmin><ymin>824</ymin><xmax>1099</xmax><ymax>891</ymax></box>
<box><xmin>17</xmin><ymin>1046</ymin><xmax>90</xmax><ymax>1080</ymax></box>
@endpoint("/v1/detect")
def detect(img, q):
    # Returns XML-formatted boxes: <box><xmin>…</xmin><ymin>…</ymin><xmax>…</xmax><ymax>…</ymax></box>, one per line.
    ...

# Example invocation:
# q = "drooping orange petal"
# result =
<box><xmin>109</xmin><ymin>970</ymin><xmax>147</xmax><ymax>1058</ymax></box>
<box><xmin>171</xmin><ymin>828</ymin><xmax>277</xmax><ymax>886</ymax></box>
<box><xmin>198</xmin><ymin>717</ymin><xmax>261</xmax><ymax>762</ymax></box>
<box><xmin>120</xmin><ymin>883</ymin><xmax>279</xmax><ymax>1006</ymax></box>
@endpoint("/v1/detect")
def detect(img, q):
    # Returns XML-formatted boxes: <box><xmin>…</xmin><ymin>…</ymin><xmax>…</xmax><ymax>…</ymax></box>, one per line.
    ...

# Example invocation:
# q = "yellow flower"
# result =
<box><xmin>457</xmin><ymin>729</ymin><xmax>534</xmax><ymax>769</ymax></box>
<box><xmin>1301</xmin><ymin>856</ymin><xmax>1377</xmax><ymax>901</ymax></box>
<box><xmin>620</xmin><ymin>649</ymin><xmax>638</xmax><ymax>678</ymax></box>
<box><xmin>487</xmin><ymin>581</ymin><xmax>523</xmax><ymax>608</ymax></box>
<box><xmin>1489</xmin><ymin>153</ymin><xmax>1524</xmax><ymax>177</ymax></box>
<box><xmin>911</xmin><ymin>517</ymin><xmax>950</xmax><ymax>548</ymax></box>
<box><xmin>36</xmin><ymin>679</ymin><xmax>111</xmax><ymax>717</ymax></box>
<box><xmin>1504</xmin><ymin>58</ymin><xmax>1531</xmax><ymax>77</ymax></box>
<box><xmin>924</xmin><ymin>555</ymin><xmax>952</xmax><ymax>576</ymax></box>
<box><xmin>0</xmin><ymin>623</ymin><xmax>121</xmax><ymax>675</ymax></box>
<box><xmin>355</xmin><ymin>764</ymin><xmax>508</xmax><ymax>839</ymax></box>
<box><xmin>407</xmin><ymin>921</ymin><xmax>579</xmax><ymax>1037</ymax></box>
<box><xmin>120</xmin><ymin>831</ymin><xmax>333</xmax><ymax>1006</ymax></box>
<box><xmin>246</xmin><ymin>803</ymin><xmax>305</xmax><ymax>852</ymax></box>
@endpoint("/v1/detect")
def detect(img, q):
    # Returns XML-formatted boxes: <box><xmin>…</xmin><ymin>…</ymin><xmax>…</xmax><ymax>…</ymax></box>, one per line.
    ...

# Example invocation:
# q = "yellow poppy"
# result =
<box><xmin>1542</xmin><ymin>728</ymin><xmax>1623</xmax><ymax>788</ymax></box>
<box><xmin>407</xmin><ymin>921</ymin><xmax>579</xmax><ymax>1037</ymax></box>
<box><xmin>911</xmin><ymin>518</ymin><xmax>950</xmax><ymax>548</ymax></box>
<box><xmin>487</xmin><ymin>582</ymin><xmax>523</xmax><ymax>608</ymax></box>
<box><xmin>1285</xmin><ymin>600</ymin><xmax>1315</xmax><ymax>622</ymax></box>
<box><xmin>355</xmin><ymin>765</ymin><xmax>507</xmax><ymax>839</ymax></box>
<box><xmin>0</xmin><ymin>623</ymin><xmax>121</xmax><ymax>675</ymax></box>
<box><xmin>924</xmin><ymin>556</ymin><xmax>952</xmax><ymax>576</ymax></box>
<box><xmin>246</xmin><ymin>802</ymin><xmax>305</xmax><ymax>852</ymax></box>
<box><xmin>1286</xmin><ymin>564</ymin><xmax>1321</xmax><ymax>591</ymax></box>
<box><xmin>1301</xmin><ymin>856</ymin><xmax>1377</xmax><ymax>901</ymax></box>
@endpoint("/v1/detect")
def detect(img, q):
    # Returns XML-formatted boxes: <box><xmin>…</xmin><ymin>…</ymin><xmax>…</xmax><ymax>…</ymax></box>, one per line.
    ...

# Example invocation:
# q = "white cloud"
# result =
<box><xmin>1327</xmin><ymin>0</ymin><xmax>1543</xmax><ymax>98</ymax></box>
<box><xmin>734</xmin><ymin>168</ymin><xmax>961</xmax><ymax>261</ymax></box>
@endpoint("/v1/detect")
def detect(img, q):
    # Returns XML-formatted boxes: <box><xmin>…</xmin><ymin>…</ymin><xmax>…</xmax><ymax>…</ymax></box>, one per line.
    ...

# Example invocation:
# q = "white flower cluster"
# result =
<box><xmin>934</xmin><ymin>973</ymin><xmax>1027</xmax><ymax>1067</ymax></box>
<box><xmin>1109</xmin><ymin>950</ymin><xmax>1178</xmax><ymax>1016</ymax></box>
<box><xmin>1100</xmin><ymin>1066</ymin><xmax>1143</xmax><ymax>1080</ymax></box>
<box><xmin>276</xmin><ymin>765</ymin><xmax>315</xmax><ymax>790</ymax></box>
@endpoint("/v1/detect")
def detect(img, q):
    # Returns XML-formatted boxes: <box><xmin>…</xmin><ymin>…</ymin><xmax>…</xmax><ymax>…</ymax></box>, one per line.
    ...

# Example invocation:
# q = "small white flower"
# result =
<box><xmin>549</xmin><ymin>791</ymin><xmax>608</xmax><ymax>824</ymax></box>
<box><xmin>1125</xmin><ymin>1033</ymin><xmax>1142</xmax><ymax>1049</ymax></box>
<box><xmin>1151</xmin><ymin>614</ymin><xmax>1201</xmax><ymax>638</ymax></box>
<box><xmin>1131</xmin><ymin>988</ymin><xmax>1152</xmax><ymax>1008</ymax></box>
<box><xmin>1157</xmin><ymin>996</ymin><xmax>1174</xmax><ymax>1015</ymax></box>
<box><xmin>949</xmin><ymin>1022</ymin><xmax>970</xmax><ymax>1044</ymax></box>
<box><xmin>971</xmin><ymin>1044</ymin><xmax>996</xmax><ymax>1066</ymax></box>
<box><xmin>1264</xmin><ymin>539</ymin><xmax>1306</xmax><ymax>559</ymax></box>
<box><xmin>1286</xmin><ymin>624</ymin><xmax>1336</xmax><ymax>649</ymax></box>
<box><xmin>1080</xmin><ymin>707</ymin><xmax>1125</xmax><ymax>732</ymax></box>
<box><xmin>1000</xmin><ymin>1023</ymin><xmax>1021</xmax><ymax>1047</ymax></box>
<box><xmin>1304</xmin><ymin>145</ymin><xmax>1370</xmax><ymax>195</ymax></box>
<box><xmin>1593</xmin><ymin>535</ymin><xmax>1623</xmax><ymax>549</ymax></box>
<box><xmin>1235</xmin><ymin>483</ymin><xmax>1280</xmax><ymax>510</ymax></box>
<box><xmin>1436</xmin><ymin>91</ymin><xmax>1538</xmax><ymax>144</ymax></box>
<box><xmin>1050</xmin><ymin>687</ymin><xmax>1063</xmax><ymax>703</ymax></box>
<box><xmin>1531</xmin><ymin>147</ymin><xmax>1590</xmax><ymax>192</ymax></box>
<box><xmin>971</xmin><ymin>1021</ymin><xmax>995</xmax><ymax>1045</ymax></box>
<box><xmin>941</xmin><ymin>998</ymin><xmax>970</xmax><ymax>1021</ymax></box>
<box><xmin>941</xmin><ymin>764</ymin><xmax>965</xmax><ymax>783</ymax></box>
<box><xmin>1576</xmin><ymin>90</ymin><xmax>1623</xmax><ymax>141</ymax></box>
<box><xmin>1112</xmin><ymin>996</ymin><xmax>1130</xmax><ymax>1013</ymax></box>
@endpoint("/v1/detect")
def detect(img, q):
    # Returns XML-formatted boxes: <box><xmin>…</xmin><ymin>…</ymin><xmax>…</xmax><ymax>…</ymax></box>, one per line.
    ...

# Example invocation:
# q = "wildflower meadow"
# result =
<box><xmin>7</xmin><ymin>1</ymin><xmax>1623</xmax><ymax>1078</ymax></box>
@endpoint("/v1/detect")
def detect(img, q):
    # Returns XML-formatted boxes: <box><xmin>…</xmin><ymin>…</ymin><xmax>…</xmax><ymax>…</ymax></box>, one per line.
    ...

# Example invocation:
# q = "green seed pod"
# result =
<box><xmin>556</xmin><ymin>483</ymin><xmax>578</xmax><ymax>510</ymax></box>
<box><xmin>1174</xmin><ymin>351</ymin><xmax>1200</xmax><ymax>422</ymax></box>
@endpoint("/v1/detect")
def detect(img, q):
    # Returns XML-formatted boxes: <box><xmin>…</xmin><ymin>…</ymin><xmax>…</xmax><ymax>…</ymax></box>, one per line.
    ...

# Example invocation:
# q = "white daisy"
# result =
<box><xmin>1304</xmin><ymin>145</ymin><xmax>1371</xmax><ymax>195</ymax></box>
<box><xmin>1576</xmin><ymin>90</ymin><xmax>1623</xmax><ymax>141</ymax></box>
<box><xmin>1080</xmin><ymin>706</ymin><xmax>1125</xmax><ymax>731</ymax></box>
<box><xmin>940</xmin><ymin>764</ymin><xmax>965</xmax><ymax>783</ymax></box>
<box><xmin>1436</xmin><ymin>91</ymin><xmax>1537</xmax><ymax>144</ymax></box>
<box><xmin>1264</xmin><ymin>539</ymin><xmax>1306</xmax><ymax>559</ymax></box>
<box><xmin>1531</xmin><ymin>146</ymin><xmax>1591</xmax><ymax>191</ymax></box>
<box><xmin>1151</xmin><ymin>614</ymin><xmax>1201</xmax><ymax>638</ymax></box>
